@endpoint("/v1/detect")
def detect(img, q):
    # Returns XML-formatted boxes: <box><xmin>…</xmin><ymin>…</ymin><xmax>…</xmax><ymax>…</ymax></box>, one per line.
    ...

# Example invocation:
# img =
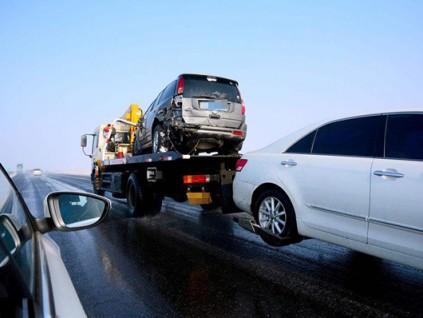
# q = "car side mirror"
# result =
<box><xmin>44</xmin><ymin>192</ymin><xmax>111</xmax><ymax>231</ymax></box>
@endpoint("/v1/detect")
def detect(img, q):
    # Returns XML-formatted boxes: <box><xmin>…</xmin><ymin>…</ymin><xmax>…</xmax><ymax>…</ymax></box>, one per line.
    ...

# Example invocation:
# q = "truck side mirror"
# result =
<box><xmin>81</xmin><ymin>135</ymin><xmax>87</xmax><ymax>148</ymax></box>
<box><xmin>81</xmin><ymin>135</ymin><xmax>93</xmax><ymax>158</ymax></box>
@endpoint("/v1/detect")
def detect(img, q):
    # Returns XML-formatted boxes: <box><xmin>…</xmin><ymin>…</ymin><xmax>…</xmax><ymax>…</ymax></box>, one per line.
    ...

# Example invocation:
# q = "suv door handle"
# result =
<box><xmin>281</xmin><ymin>160</ymin><xmax>297</xmax><ymax>167</ymax></box>
<box><xmin>374</xmin><ymin>170</ymin><xmax>404</xmax><ymax>178</ymax></box>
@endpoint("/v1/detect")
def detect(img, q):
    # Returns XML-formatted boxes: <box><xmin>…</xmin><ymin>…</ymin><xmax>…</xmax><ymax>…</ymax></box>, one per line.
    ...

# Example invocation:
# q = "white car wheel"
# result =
<box><xmin>258</xmin><ymin>196</ymin><xmax>287</xmax><ymax>236</ymax></box>
<box><xmin>254</xmin><ymin>189</ymin><xmax>297</xmax><ymax>246</ymax></box>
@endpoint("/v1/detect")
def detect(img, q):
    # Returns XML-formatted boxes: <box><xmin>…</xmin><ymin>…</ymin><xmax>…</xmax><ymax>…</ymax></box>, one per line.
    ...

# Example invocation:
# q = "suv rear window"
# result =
<box><xmin>182</xmin><ymin>76</ymin><xmax>241</xmax><ymax>103</ymax></box>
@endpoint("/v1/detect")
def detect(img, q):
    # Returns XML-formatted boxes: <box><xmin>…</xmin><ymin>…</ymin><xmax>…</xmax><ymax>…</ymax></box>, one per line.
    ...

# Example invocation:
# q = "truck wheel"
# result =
<box><xmin>152</xmin><ymin>125</ymin><xmax>169</xmax><ymax>153</ymax></box>
<box><xmin>253</xmin><ymin>189</ymin><xmax>297</xmax><ymax>246</ymax></box>
<box><xmin>92</xmin><ymin>170</ymin><xmax>105</xmax><ymax>196</ymax></box>
<box><xmin>93</xmin><ymin>185</ymin><xmax>105</xmax><ymax>196</ymax></box>
<box><xmin>147</xmin><ymin>193</ymin><xmax>163</xmax><ymax>216</ymax></box>
<box><xmin>127</xmin><ymin>174</ymin><xmax>146</xmax><ymax>217</ymax></box>
<box><xmin>126</xmin><ymin>174</ymin><xmax>162</xmax><ymax>217</ymax></box>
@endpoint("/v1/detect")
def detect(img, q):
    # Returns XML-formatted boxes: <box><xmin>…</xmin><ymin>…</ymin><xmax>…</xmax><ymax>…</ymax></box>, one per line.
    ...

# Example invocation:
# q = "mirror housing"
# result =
<box><xmin>44</xmin><ymin>192</ymin><xmax>111</xmax><ymax>232</ymax></box>
<box><xmin>81</xmin><ymin>135</ymin><xmax>87</xmax><ymax>148</ymax></box>
<box><xmin>81</xmin><ymin>134</ymin><xmax>93</xmax><ymax>158</ymax></box>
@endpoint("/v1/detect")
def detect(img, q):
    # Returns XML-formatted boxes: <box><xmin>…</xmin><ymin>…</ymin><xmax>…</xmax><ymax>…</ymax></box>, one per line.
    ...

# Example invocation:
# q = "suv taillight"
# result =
<box><xmin>177</xmin><ymin>77</ymin><xmax>184</xmax><ymax>95</ymax></box>
<box><xmin>235</xmin><ymin>159</ymin><xmax>248</xmax><ymax>172</ymax></box>
<box><xmin>237</xmin><ymin>87</ymin><xmax>245</xmax><ymax>115</ymax></box>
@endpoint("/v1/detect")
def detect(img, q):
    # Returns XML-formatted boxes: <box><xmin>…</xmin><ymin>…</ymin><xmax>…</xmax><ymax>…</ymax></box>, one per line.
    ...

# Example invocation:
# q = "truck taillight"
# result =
<box><xmin>177</xmin><ymin>77</ymin><xmax>184</xmax><ymax>95</ymax></box>
<box><xmin>235</xmin><ymin>159</ymin><xmax>248</xmax><ymax>172</ymax></box>
<box><xmin>183</xmin><ymin>175</ymin><xmax>210</xmax><ymax>184</ymax></box>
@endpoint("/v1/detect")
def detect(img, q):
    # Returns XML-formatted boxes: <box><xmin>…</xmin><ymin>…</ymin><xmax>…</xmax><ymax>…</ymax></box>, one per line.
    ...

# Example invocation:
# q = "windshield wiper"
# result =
<box><xmin>192</xmin><ymin>95</ymin><xmax>216</xmax><ymax>99</ymax></box>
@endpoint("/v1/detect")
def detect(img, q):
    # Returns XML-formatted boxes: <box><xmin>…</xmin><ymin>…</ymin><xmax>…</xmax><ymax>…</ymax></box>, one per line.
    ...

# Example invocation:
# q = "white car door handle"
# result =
<box><xmin>374</xmin><ymin>170</ymin><xmax>404</xmax><ymax>178</ymax></box>
<box><xmin>281</xmin><ymin>160</ymin><xmax>297</xmax><ymax>167</ymax></box>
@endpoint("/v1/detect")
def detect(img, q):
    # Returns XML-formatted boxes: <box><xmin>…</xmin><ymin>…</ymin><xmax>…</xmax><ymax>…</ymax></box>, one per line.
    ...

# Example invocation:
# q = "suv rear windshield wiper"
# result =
<box><xmin>191</xmin><ymin>95</ymin><xmax>216</xmax><ymax>99</ymax></box>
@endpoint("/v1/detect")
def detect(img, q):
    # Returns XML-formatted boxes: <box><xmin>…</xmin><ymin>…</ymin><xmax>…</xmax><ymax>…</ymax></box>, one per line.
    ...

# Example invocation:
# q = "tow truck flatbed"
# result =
<box><xmin>95</xmin><ymin>151</ymin><xmax>241</xmax><ymax>216</ymax></box>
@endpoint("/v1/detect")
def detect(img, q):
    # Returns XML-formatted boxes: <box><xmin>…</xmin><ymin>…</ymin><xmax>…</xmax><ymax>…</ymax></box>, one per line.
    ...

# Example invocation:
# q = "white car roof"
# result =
<box><xmin>251</xmin><ymin>109</ymin><xmax>423</xmax><ymax>154</ymax></box>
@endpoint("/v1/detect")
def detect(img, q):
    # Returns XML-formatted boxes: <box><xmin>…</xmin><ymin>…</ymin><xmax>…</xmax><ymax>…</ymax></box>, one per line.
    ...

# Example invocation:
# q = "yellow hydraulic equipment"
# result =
<box><xmin>121</xmin><ymin>104</ymin><xmax>142</xmax><ymax>143</ymax></box>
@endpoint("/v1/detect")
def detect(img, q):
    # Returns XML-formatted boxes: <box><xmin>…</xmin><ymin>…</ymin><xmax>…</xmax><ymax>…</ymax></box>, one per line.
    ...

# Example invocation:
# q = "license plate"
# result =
<box><xmin>199</xmin><ymin>101</ymin><xmax>228</xmax><ymax>112</ymax></box>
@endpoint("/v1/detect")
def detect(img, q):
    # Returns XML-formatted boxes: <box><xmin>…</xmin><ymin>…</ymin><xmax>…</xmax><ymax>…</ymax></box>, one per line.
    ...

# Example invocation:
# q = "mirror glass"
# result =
<box><xmin>81</xmin><ymin>135</ymin><xmax>87</xmax><ymax>147</ymax></box>
<box><xmin>58</xmin><ymin>194</ymin><xmax>106</xmax><ymax>228</ymax></box>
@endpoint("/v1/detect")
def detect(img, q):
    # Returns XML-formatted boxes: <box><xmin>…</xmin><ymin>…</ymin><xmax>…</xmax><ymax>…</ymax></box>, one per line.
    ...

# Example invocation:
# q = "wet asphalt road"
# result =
<box><xmin>15</xmin><ymin>172</ymin><xmax>423</xmax><ymax>317</ymax></box>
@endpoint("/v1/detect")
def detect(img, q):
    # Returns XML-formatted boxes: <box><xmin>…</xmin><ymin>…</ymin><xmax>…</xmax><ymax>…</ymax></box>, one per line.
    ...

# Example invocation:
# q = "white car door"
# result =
<box><xmin>369</xmin><ymin>159</ymin><xmax>423</xmax><ymax>258</ymax></box>
<box><xmin>281</xmin><ymin>115</ymin><xmax>385</xmax><ymax>243</ymax></box>
<box><xmin>368</xmin><ymin>114</ymin><xmax>423</xmax><ymax>262</ymax></box>
<box><xmin>291</xmin><ymin>155</ymin><xmax>373</xmax><ymax>243</ymax></box>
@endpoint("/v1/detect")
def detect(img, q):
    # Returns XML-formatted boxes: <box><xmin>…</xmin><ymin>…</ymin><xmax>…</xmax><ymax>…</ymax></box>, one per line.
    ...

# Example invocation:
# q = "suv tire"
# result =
<box><xmin>152</xmin><ymin>125</ymin><xmax>169</xmax><ymax>153</ymax></box>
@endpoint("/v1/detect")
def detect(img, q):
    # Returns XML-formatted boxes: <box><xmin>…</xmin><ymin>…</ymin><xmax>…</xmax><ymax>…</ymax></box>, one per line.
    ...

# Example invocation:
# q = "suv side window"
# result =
<box><xmin>385</xmin><ymin>114</ymin><xmax>423</xmax><ymax>160</ymax></box>
<box><xmin>312</xmin><ymin>116</ymin><xmax>384</xmax><ymax>157</ymax></box>
<box><xmin>159</xmin><ymin>80</ymin><xmax>177</xmax><ymax>103</ymax></box>
<box><xmin>145</xmin><ymin>97</ymin><xmax>158</xmax><ymax>115</ymax></box>
<box><xmin>152</xmin><ymin>91</ymin><xmax>164</xmax><ymax>111</ymax></box>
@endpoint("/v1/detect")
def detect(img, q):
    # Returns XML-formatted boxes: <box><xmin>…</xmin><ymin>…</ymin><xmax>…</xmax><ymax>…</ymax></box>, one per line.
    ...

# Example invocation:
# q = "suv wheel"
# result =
<box><xmin>152</xmin><ymin>125</ymin><xmax>169</xmax><ymax>153</ymax></box>
<box><xmin>133</xmin><ymin>131</ymin><xmax>142</xmax><ymax>155</ymax></box>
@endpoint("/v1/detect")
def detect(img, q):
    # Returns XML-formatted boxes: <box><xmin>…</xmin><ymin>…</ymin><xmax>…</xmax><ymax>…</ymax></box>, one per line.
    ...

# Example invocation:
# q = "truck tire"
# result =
<box><xmin>92</xmin><ymin>170</ymin><xmax>105</xmax><ymax>196</ymax></box>
<box><xmin>147</xmin><ymin>193</ymin><xmax>163</xmax><ymax>216</ymax></box>
<box><xmin>93</xmin><ymin>185</ymin><xmax>105</xmax><ymax>196</ymax></box>
<box><xmin>126</xmin><ymin>173</ymin><xmax>162</xmax><ymax>217</ymax></box>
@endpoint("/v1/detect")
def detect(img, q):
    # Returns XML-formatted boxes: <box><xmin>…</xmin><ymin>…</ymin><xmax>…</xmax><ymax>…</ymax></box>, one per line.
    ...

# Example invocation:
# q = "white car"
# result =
<box><xmin>32</xmin><ymin>168</ymin><xmax>43</xmax><ymax>176</ymax></box>
<box><xmin>0</xmin><ymin>164</ymin><xmax>111</xmax><ymax>316</ymax></box>
<box><xmin>233</xmin><ymin>110</ymin><xmax>423</xmax><ymax>270</ymax></box>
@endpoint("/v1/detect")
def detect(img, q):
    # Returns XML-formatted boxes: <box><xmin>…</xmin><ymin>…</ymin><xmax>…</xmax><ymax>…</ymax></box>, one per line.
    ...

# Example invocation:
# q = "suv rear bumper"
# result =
<box><xmin>171</xmin><ymin>120</ymin><xmax>247</xmax><ymax>142</ymax></box>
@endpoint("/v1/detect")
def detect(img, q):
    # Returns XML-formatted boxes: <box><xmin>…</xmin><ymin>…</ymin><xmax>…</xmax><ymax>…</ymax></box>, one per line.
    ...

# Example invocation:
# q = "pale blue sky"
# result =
<box><xmin>1</xmin><ymin>1</ymin><xmax>422</xmax><ymax>171</ymax></box>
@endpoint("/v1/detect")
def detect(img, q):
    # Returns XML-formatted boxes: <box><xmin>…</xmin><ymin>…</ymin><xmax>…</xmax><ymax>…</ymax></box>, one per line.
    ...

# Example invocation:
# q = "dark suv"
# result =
<box><xmin>134</xmin><ymin>74</ymin><xmax>247</xmax><ymax>155</ymax></box>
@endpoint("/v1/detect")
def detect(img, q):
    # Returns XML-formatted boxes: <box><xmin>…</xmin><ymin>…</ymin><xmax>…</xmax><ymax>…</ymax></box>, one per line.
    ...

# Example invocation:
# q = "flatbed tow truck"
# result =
<box><xmin>81</xmin><ymin>104</ymin><xmax>241</xmax><ymax>217</ymax></box>
<box><xmin>81</xmin><ymin>104</ymin><xmax>297</xmax><ymax>246</ymax></box>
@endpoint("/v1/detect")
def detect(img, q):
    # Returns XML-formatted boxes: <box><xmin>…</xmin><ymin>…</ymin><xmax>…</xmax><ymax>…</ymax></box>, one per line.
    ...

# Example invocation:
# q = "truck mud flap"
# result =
<box><xmin>233</xmin><ymin>216</ymin><xmax>302</xmax><ymax>247</ymax></box>
<box><xmin>220</xmin><ymin>184</ymin><xmax>241</xmax><ymax>214</ymax></box>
